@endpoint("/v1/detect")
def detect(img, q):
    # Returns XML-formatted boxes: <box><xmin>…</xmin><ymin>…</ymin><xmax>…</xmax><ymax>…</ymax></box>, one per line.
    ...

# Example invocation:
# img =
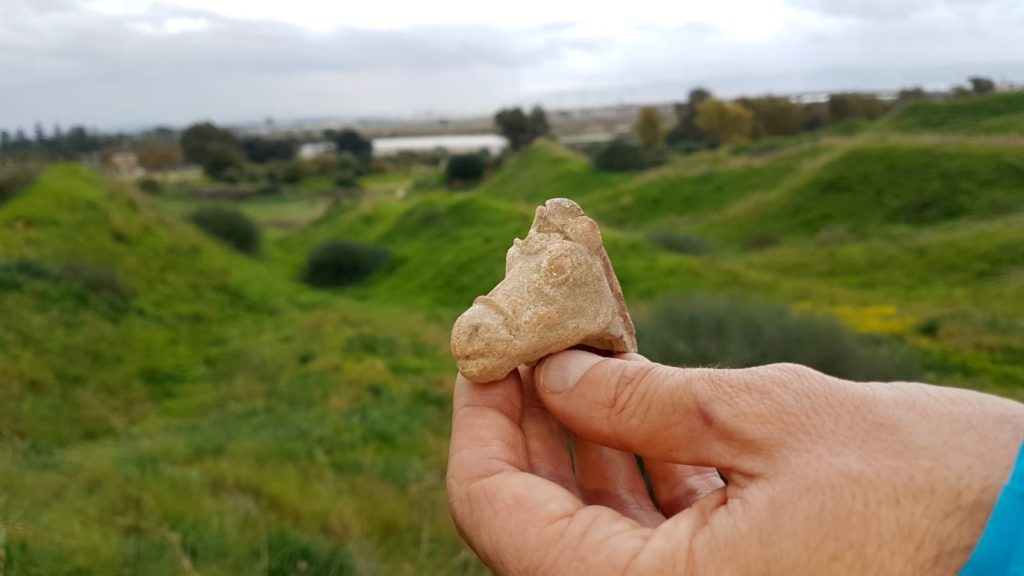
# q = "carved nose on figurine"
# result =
<box><xmin>451</xmin><ymin>303</ymin><xmax>517</xmax><ymax>383</ymax></box>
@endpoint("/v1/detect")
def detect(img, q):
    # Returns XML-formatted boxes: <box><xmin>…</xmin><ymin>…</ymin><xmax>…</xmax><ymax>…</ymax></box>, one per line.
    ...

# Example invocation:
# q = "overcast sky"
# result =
<box><xmin>1</xmin><ymin>0</ymin><xmax>1022</xmax><ymax>130</ymax></box>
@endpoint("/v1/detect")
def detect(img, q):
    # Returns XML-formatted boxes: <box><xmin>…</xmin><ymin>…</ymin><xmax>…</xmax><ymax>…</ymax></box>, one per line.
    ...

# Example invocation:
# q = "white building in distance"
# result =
<box><xmin>297</xmin><ymin>141</ymin><xmax>337</xmax><ymax>160</ymax></box>
<box><xmin>372</xmin><ymin>134</ymin><xmax>508</xmax><ymax>157</ymax></box>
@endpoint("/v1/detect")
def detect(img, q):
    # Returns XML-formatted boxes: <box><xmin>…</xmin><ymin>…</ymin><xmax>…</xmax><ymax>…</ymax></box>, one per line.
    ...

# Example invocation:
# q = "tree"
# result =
<box><xmin>328</xmin><ymin>129</ymin><xmax>372</xmax><ymax>163</ymax></box>
<box><xmin>240</xmin><ymin>137</ymin><xmax>296</xmax><ymax>163</ymax></box>
<box><xmin>527</xmin><ymin>106</ymin><xmax>550</xmax><ymax>142</ymax></box>
<box><xmin>666</xmin><ymin>87</ymin><xmax>713</xmax><ymax>146</ymax></box>
<box><xmin>695</xmin><ymin>98</ymin><xmax>754</xmax><ymax>145</ymax></box>
<box><xmin>736</xmin><ymin>97</ymin><xmax>802</xmax><ymax>138</ymax></box>
<box><xmin>592</xmin><ymin>137</ymin><xmax>648</xmax><ymax>172</ymax></box>
<box><xmin>897</xmin><ymin>87</ymin><xmax>928</xmax><ymax>104</ymax></box>
<box><xmin>180</xmin><ymin>122</ymin><xmax>245</xmax><ymax>179</ymax></box>
<box><xmin>180</xmin><ymin>122</ymin><xmax>239</xmax><ymax>166</ymax></box>
<box><xmin>33</xmin><ymin>122</ymin><xmax>46</xmax><ymax>145</ymax></box>
<box><xmin>494</xmin><ymin>108</ymin><xmax>531</xmax><ymax>150</ymax></box>
<box><xmin>827</xmin><ymin>93</ymin><xmax>888</xmax><ymax>122</ymax></box>
<box><xmin>136</xmin><ymin>139</ymin><xmax>184</xmax><ymax>172</ymax></box>
<box><xmin>200</xmin><ymin>142</ymin><xmax>246</xmax><ymax>180</ymax></box>
<box><xmin>0</xmin><ymin>131</ymin><xmax>9</xmax><ymax>151</ymax></box>
<box><xmin>13</xmin><ymin>129</ymin><xmax>30</xmax><ymax>150</ymax></box>
<box><xmin>801</xmin><ymin>103</ymin><xmax>830</xmax><ymax>132</ymax></box>
<box><xmin>446</xmin><ymin>153</ymin><xmax>486</xmax><ymax>188</ymax></box>
<box><xmin>66</xmin><ymin>126</ymin><xmax>99</xmax><ymax>154</ymax></box>
<box><xmin>635</xmin><ymin>107</ymin><xmax>664</xmax><ymax>151</ymax></box>
<box><xmin>968</xmin><ymin>76</ymin><xmax>995</xmax><ymax>94</ymax></box>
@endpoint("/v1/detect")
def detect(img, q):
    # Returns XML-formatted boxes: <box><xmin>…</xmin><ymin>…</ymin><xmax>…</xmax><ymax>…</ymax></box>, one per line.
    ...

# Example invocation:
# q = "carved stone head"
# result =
<box><xmin>451</xmin><ymin>198</ymin><xmax>636</xmax><ymax>383</ymax></box>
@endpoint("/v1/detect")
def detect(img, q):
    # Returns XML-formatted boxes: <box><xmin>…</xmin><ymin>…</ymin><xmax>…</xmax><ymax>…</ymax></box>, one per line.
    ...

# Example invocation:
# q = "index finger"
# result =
<box><xmin>447</xmin><ymin>372</ymin><xmax>655</xmax><ymax>575</ymax></box>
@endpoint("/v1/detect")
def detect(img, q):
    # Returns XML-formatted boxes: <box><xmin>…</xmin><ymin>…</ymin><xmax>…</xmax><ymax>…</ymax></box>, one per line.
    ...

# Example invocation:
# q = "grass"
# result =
<box><xmin>0</xmin><ymin>166</ymin><xmax>481</xmax><ymax>575</ymax></box>
<box><xmin>2</xmin><ymin>91</ymin><xmax>1024</xmax><ymax>572</ymax></box>
<box><xmin>699</xmin><ymin>143</ymin><xmax>1024</xmax><ymax>245</ymax></box>
<box><xmin>884</xmin><ymin>92</ymin><xmax>1024</xmax><ymax>134</ymax></box>
<box><xmin>586</xmin><ymin>145</ymin><xmax>823</xmax><ymax>228</ymax></box>
<box><xmin>480</xmin><ymin>139</ymin><xmax>631</xmax><ymax>204</ymax></box>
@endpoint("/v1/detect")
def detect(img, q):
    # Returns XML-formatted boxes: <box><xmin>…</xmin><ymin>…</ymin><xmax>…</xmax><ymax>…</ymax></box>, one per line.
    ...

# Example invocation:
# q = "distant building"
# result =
<box><xmin>372</xmin><ymin>134</ymin><xmax>508</xmax><ymax>157</ymax></box>
<box><xmin>105</xmin><ymin>151</ymin><xmax>143</xmax><ymax>178</ymax></box>
<box><xmin>298</xmin><ymin>141</ymin><xmax>337</xmax><ymax>160</ymax></box>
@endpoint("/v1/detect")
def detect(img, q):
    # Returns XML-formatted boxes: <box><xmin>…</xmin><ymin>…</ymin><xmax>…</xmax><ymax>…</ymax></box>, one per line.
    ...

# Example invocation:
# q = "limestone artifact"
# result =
<box><xmin>451</xmin><ymin>198</ymin><xmax>636</xmax><ymax>383</ymax></box>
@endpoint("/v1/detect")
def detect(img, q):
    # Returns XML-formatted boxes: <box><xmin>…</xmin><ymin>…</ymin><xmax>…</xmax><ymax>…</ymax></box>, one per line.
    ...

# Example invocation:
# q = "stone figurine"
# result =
<box><xmin>451</xmin><ymin>198</ymin><xmax>636</xmax><ymax>383</ymax></box>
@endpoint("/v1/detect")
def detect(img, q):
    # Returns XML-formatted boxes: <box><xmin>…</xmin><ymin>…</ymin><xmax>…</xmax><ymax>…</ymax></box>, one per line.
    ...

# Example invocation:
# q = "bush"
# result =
<box><xmin>61</xmin><ymin>261</ymin><xmax>132</xmax><ymax>299</ymax></box>
<box><xmin>0</xmin><ymin>164</ymin><xmax>41</xmax><ymax>204</ymax></box>
<box><xmin>592</xmin><ymin>137</ymin><xmax>659</xmax><ymax>172</ymax></box>
<box><xmin>636</xmin><ymin>295</ymin><xmax>920</xmax><ymax>382</ymax></box>
<box><xmin>446</xmin><ymin>153</ymin><xmax>486</xmax><ymax>188</ymax></box>
<box><xmin>188</xmin><ymin>206</ymin><xmax>260</xmax><ymax>254</ymax></box>
<box><xmin>0</xmin><ymin>259</ymin><xmax>60</xmax><ymax>289</ymax></box>
<box><xmin>304</xmin><ymin>240</ymin><xmax>390</xmax><ymax>287</ymax></box>
<box><xmin>334</xmin><ymin>174</ymin><xmax>360</xmax><ymax>189</ymax></box>
<box><xmin>200</xmin><ymin>143</ymin><xmax>247</xmax><ymax>181</ymax></box>
<box><xmin>0</xmin><ymin>259</ymin><xmax>131</xmax><ymax>300</ymax></box>
<box><xmin>136</xmin><ymin>177</ymin><xmax>162</xmax><ymax>194</ymax></box>
<box><xmin>264</xmin><ymin>160</ymin><xmax>304</xmax><ymax>185</ymax></box>
<box><xmin>647</xmin><ymin>231</ymin><xmax>712</xmax><ymax>255</ymax></box>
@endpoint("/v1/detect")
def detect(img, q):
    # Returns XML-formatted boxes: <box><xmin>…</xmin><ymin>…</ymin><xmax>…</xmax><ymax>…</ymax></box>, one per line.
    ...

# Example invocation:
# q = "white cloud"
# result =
<box><xmin>85</xmin><ymin>0</ymin><xmax>799</xmax><ymax>38</ymax></box>
<box><xmin>0</xmin><ymin>0</ymin><xmax>1021</xmax><ymax>128</ymax></box>
<box><xmin>163</xmin><ymin>17</ymin><xmax>210</xmax><ymax>34</ymax></box>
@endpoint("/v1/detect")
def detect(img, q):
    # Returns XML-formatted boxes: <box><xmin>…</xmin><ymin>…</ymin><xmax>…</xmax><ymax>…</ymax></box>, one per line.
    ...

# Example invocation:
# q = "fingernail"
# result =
<box><xmin>539</xmin><ymin>350</ymin><xmax>603</xmax><ymax>394</ymax></box>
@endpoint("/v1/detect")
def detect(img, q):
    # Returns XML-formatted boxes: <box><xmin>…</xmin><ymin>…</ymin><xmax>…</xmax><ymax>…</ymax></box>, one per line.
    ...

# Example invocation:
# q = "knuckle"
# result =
<box><xmin>689</xmin><ymin>363</ymin><xmax>827</xmax><ymax>438</ymax></box>
<box><xmin>747</xmin><ymin>362</ymin><xmax>838</xmax><ymax>434</ymax></box>
<box><xmin>760</xmin><ymin>362</ymin><xmax>822</xmax><ymax>385</ymax></box>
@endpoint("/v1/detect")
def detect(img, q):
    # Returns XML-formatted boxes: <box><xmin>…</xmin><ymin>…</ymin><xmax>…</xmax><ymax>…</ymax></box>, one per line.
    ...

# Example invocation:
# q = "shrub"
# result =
<box><xmin>304</xmin><ymin>240</ymin><xmax>390</xmax><ymax>287</ymax></box>
<box><xmin>188</xmin><ymin>206</ymin><xmax>260</xmax><ymax>254</ymax></box>
<box><xmin>334</xmin><ymin>174</ymin><xmax>360</xmax><ymax>189</ymax></box>
<box><xmin>0</xmin><ymin>164</ymin><xmax>41</xmax><ymax>204</ymax></box>
<box><xmin>61</xmin><ymin>261</ymin><xmax>132</xmax><ymax>299</ymax></box>
<box><xmin>446</xmin><ymin>153</ymin><xmax>486</xmax><ymax>188</ymax></box>
<box><xmin>0</xmin><ymin>259</ymin><xmax>60</xmax><ymax>289</ymax></box>
<box><xmin>592</xmin><ymin>137</ymin><xmax>657</xmax><ymax>172</ymax></box>
<box><xmin>747</xmin><ymin>233</ymin><xmax>781</xmax><ymax>249</ymax></box>
<box><xmin>0</xmin><ymin>259</ymin><xmax>131</xmax><ymax>300</ymax></box>
<box><xmin>647</xmin><ymin>231</ymin><xmax>712</xmax><ymax>255</ymax></box>
<box><xmin>411</xmin><ymin>171</ymin><xmax>444</xmax><ymax>193</ymax></box>
<box><xmin>696</xmin><ymin>98</ymin><xmax>754</xmax><ymax>144</ymax></box>
<box><xmin>827</xmin><ymin>93</ymin><xmax>889</xmax><ymax>122</ymax></box>
<box><xmin>265</xmin><ymin>160</ymin><xmax>304</xmax><ymax>185</ymax></box>
<box><xmin>636</xmin><ymin>295</ymin><xmax>920</xmax><ymax>381</ymax></box>
<box><xmin>200</xmin><ymin>143</ymin><xmax>246</xmax><ymax>181</ymax></box>
<box><xmin>136</xmin><ymin>177</ymin><xmax>162</xmax><ymax>194</ymax></box>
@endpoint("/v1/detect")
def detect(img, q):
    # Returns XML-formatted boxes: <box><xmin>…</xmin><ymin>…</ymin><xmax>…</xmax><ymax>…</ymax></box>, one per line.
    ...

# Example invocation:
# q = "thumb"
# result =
<box><xmin>535</xmin><ymin>350</ymin><xmax>822</xmax><ymax>471</ymax></box>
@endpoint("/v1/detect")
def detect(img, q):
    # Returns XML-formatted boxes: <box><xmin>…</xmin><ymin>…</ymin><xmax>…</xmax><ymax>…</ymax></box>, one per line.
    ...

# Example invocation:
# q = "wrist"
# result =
<box><xmin>959</xmin><ymin>440</ymin><xmax>1024</xmax><ymax>575</ymax></box>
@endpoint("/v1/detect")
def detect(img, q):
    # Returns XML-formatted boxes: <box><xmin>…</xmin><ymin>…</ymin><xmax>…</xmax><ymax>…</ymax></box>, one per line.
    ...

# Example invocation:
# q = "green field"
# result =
<box><xmin>2</xmin><ymin>93</ymin><xmax>1023</xmax><ymax>574</ymax></box>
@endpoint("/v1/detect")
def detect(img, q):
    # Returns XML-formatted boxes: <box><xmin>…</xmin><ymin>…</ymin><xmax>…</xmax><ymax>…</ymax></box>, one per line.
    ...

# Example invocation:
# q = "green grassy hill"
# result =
<box><xmin>0</xmin><ymin>167</ymin><xmax>470</xmax><ymax>575</ymax></box>
<box><xmin>2</xmin><ymin>92</ymin><xmax>1023</xmax><ymax>574</ymax></box>
<box><xmin>883</xmin><ymin>91</ymin><xmax>1024</xmax><ymax>134</ymax></box>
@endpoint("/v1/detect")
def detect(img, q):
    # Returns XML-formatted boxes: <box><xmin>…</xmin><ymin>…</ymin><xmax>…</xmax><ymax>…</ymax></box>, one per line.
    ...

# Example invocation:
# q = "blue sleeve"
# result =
<box><xmin>960</xmin><ymin>441</ymin><xmax>1024</xmax><ymax>576</ymax></box>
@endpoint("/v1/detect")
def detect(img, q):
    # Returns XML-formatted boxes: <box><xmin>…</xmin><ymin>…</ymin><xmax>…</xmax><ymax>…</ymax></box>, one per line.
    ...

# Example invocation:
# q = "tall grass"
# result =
<box><xmin>636</xmin><ymin>295</ymin><xmax>921</xmax><ymax>381</ymax></box>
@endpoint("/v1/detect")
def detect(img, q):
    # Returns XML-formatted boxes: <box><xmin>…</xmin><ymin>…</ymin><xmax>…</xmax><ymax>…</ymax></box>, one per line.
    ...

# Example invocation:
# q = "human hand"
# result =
<box><xmin>447</xmin><ymin>350</ymin><xmax>1024</xmax><ymax>575</ymax></box>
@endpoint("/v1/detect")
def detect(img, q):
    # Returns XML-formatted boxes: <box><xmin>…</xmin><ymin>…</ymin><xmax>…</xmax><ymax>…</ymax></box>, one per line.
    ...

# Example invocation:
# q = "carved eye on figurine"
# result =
<box><xmin>541</xmin><ymin>251</ymin><xmax>572</xmax><ymax>284</ymax></box>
